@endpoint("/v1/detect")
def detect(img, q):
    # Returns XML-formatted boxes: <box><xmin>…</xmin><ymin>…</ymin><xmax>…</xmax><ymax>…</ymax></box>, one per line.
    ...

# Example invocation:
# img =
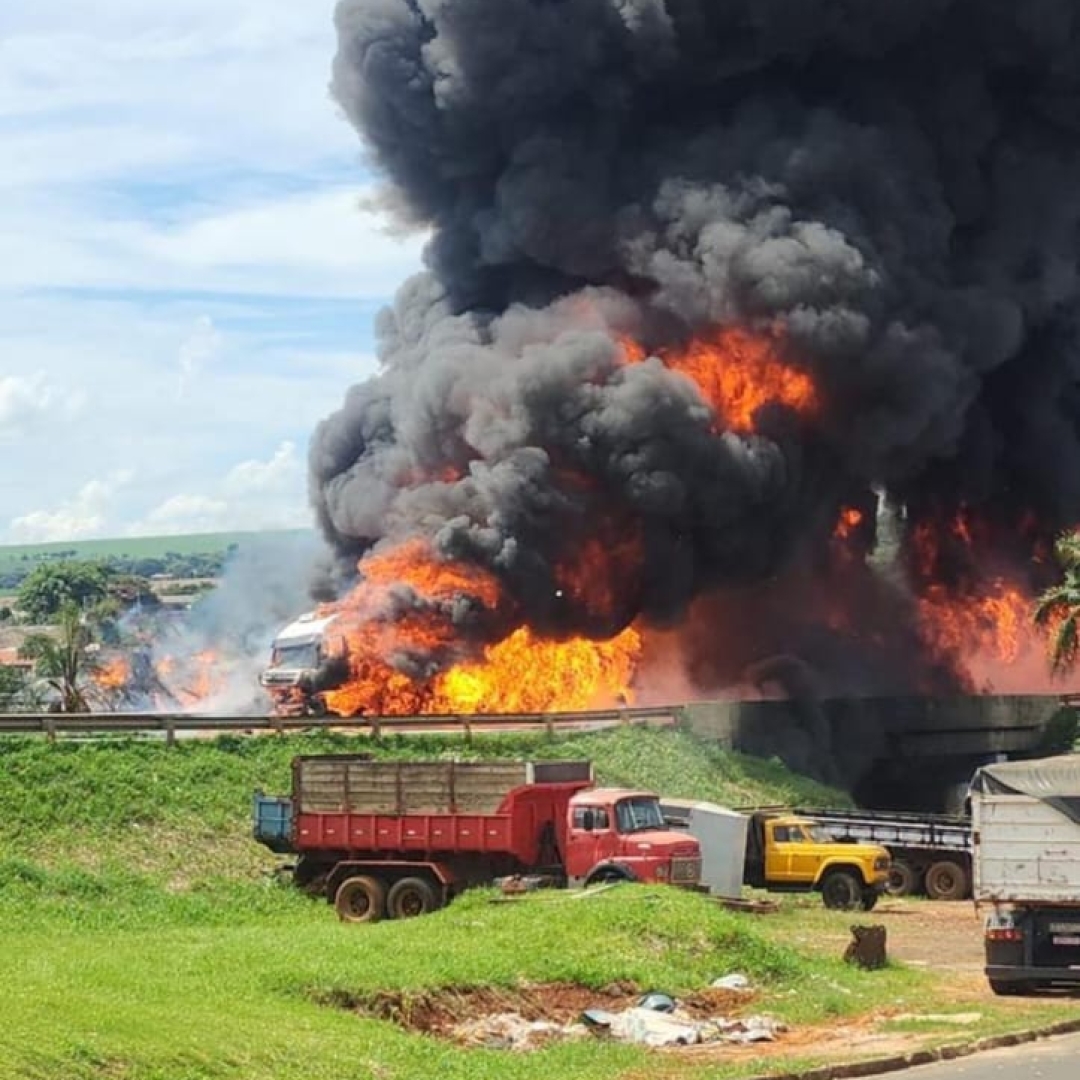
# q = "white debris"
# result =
<box><xmin>711</xmin><ymin>973</ymin><xmax>752</xmax><ymax>991</ymax></box>
<box><xmin>451</xmin><ymin>1012</ymin><xmax>585</xmax><ymax>1051</ymax></box>
<box><xmin>609</xmin><ymin>1007</ymin><xmax>702</xmax><ymax>1046</ymax></box>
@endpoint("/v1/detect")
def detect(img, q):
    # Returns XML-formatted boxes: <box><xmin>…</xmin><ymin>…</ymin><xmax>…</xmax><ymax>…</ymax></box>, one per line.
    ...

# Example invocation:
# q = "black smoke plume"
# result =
<box><xmin>310</xmin><ymin>0</ymin><xmax>1080</xmax><ymax>695</ymax></box>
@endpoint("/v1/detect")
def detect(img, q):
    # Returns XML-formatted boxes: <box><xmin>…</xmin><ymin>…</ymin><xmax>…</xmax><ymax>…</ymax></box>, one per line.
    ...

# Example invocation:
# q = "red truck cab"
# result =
<box><xmin>565</xmin><ymin>788</ymin><xmax>702</xmax><ymax>886</ymax></box>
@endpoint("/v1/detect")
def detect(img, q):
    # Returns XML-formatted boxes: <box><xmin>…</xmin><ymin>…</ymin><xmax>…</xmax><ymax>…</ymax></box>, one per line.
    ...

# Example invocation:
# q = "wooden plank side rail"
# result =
<box><xmin>0</xmin><ymin>706</ymin><xmax>683</xmax><ymax>744</ymax></box>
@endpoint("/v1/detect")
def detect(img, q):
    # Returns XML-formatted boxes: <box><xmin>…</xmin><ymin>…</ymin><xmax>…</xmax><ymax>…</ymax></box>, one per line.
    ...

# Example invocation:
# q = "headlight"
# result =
<box><xmin>874</xmin><ymin>856</ymin><xmax>890</xmax><ymax>871</ymax></box>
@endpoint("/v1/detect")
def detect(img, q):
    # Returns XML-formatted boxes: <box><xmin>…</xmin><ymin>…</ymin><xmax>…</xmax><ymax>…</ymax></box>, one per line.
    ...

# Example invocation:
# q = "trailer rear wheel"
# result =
<box><xmin>924</xmin><ymin>860</ymin><xmax>967</xmax><ymax>901</ymax></box>
<box><xmin>821</xmin><ymin>869</ymin><xmax>862</xmax><ymax>910</ymax></box>
<box><xmin>334</xmin><ymin>875</ymin><xmax>386</xmax><ymax>923</ymax></box>
<box><xmin>884</xmin><ymin>860</ymin><xmax>918</xmax><ymax>897</ymax></box>
<box><xmin>386</xmin><ymin>876</ymin><xmax>439</xmax><ymax>919</ymax></box>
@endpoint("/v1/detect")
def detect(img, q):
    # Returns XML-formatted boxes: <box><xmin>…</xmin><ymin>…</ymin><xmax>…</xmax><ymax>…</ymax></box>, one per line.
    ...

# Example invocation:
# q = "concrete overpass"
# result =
<box><xmin>681</xmin><ymin>694</ymin><xmax>1073</xmax><ymax>811</ymax></box>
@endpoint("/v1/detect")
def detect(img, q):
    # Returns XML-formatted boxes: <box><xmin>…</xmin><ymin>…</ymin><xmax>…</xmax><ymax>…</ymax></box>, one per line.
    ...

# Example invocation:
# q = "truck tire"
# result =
<box><xmin>334</xmin><ymin>875</ymin><xmax>386</xmax><ymax>923</ymax></box>
<box><xmin>386</xmin><ymin>876</ymin><xmax>439</xmax><ymax>919</ymax></box>
<box><xmin>584</xmin><ymin>864</ymin><xmax>634</xmax><ymax>887</ymax></box>
<box><xmin>989</xmin><ymin>978</ymin><xmax>1034</xmax><ymax>996</ymax></box>
<box><xmin>860</xmin><ymin>888</ymin><xmax>880</xmax><ymax>911</ymax></box>
<box><xmin>884</xmin><ymin>860</ymin><xmax>918</xmax><ymax>898</ymax></box>
<box><xmin>821</xmin><ymin>869</ymin><xmax>862</xmax><ymax>910</ymax></box>
<box><xmin>924</xmin><ymin>860</ymin><xmax>967</xmax><ymax>901</ymax></box>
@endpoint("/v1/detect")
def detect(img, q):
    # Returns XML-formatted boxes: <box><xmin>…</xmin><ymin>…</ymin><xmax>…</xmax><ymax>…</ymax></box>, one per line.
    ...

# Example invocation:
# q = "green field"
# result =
<box><xmin>0</xmin><ymin>528</ymin><xmax>313</xmax><ymax>574</ymax></box>
<box><xmin>0</xmin><ymin>726</ymin><xmax>1069</xmax><ymax>1080</ymax></box>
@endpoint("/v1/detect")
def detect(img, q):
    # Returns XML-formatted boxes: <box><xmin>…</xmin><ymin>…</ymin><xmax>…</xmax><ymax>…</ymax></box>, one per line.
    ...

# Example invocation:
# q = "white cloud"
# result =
<box><xmin>9</xmin><ymin>470</ymin><xmax>134</xmax><ymax>543</ymax></box>
<box><xmin>224</xmin><ymin>440</ymin><xmax>302</xmax><ymax>496</ymax></box>
<box><xmin>0</xmin><ymin>374</ymin><xmax>54</xmax><ymax>431</ymax></box>
<box><xmin>177</xmin><ymin>315</ymin><xmax>222</xmax><ymax>397</ymax></box>
<box><xmin>141</xmin><ymin>494</ymin><xmax>231</xmax><ymax>533</ymax></box>
<box><xmin>6</xmin><ymin>440</ymin><xmax>309</xmax><ymax>544</ymax></box>
<box><xmin>0</xmin><ymin>2</ymin><xmax>418</xmax><ymax>545</ymax></box>
<box><xmin>134</xmin><ymin>441</ymin><xmax>308</xmax><ymax>535</ymax></box>
<box><xmin>0</xmin><ymin>186</ymin><xmax>427</xmax><ymax>299</ymax></box>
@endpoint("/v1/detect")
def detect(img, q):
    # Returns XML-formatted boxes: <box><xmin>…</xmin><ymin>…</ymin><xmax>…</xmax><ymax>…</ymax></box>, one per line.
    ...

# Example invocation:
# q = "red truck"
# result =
<box><xmin>253</xmin><ymin>756</ymin><xmax>703</xmax><ymax>921</ymax></box>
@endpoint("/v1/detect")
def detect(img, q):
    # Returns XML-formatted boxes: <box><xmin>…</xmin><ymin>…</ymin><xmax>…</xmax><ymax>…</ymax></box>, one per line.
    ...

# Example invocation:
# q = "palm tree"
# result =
<box><xmin>1034</xmin><ymin>531</ymin><xmax>1080</xmax><ymax>676</ymax></box>
<box><xmin>17</xmin><ymin>601</ymin><xmax>94</xmax><ymax>713</ymax></box>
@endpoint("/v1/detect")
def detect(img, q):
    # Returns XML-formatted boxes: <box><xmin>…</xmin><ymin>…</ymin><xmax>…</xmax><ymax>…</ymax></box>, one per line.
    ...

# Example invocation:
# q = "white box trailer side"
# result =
<box><xmin>973</xmin><ymin>793</ymin><xmax>1080</xmax><ymax>904</ymax></box>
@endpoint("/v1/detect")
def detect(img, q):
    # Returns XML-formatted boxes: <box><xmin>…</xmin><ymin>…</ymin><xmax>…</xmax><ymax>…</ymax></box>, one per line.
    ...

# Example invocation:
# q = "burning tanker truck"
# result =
<box><xmin>286</xmin><ymin>5</ymin><xmax>1080</xmax><ymax>736</ymax></box>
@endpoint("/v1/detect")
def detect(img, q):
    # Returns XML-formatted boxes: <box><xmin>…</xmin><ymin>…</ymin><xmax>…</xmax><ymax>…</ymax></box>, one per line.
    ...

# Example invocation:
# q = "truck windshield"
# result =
<box><xmin>270</xmin><ymin>643</ymin><xmax>319</xmax><ymax>670</ymax></box>
<box><xmin>615</xmin><ymin>797</ymin><xmax>665</xmax><ymax>833</ymax></box>
<box><xmin>805</xmin><ymin>824</ymin><xmax>837</xmax><ymax>842</ymax></box>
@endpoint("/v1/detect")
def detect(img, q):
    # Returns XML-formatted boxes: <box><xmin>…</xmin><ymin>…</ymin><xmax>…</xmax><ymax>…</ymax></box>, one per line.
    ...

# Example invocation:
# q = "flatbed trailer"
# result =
<box><xmin>780</xmin><ymin>806</ymin><xmax>972</xmax><ymax>899</ymax></box>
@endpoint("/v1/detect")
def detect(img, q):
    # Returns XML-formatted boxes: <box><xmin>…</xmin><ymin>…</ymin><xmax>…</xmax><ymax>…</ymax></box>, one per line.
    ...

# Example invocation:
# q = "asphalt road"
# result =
<box><xmin>895</xmin><ymin>1031</ymin><xmax>1080</xmax><ymax>1079</ymax></box>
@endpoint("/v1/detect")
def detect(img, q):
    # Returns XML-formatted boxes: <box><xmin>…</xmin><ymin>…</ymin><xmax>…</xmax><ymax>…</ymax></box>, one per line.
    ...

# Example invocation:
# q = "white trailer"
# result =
<box><xmin>970</xmin><ymin>754</ymin><xmax>1080</xmax><ymax>994</ymax></box>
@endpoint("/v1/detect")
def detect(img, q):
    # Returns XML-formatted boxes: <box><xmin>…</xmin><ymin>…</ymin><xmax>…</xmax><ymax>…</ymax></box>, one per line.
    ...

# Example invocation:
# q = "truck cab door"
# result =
<box><xmin>765</xmin><ymin>823</ymin><xmax>795</xmax><ymax>884</ymax></box>
<box><xmin>566</xmin><ymin>805</ymin><xmax>617</xmax><ymax>877</ymax></box>
<box><xmin>784</xmin><ymin>826</ymin><xmax>824</xmax><ymax>882</ymax></box>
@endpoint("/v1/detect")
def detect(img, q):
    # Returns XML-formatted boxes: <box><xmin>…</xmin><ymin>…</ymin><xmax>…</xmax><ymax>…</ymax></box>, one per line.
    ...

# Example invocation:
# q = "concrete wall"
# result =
<box><xmin>681</xmin><ymin>694</ymin><xmax>1069</xmax><ymax>810</ymax></box>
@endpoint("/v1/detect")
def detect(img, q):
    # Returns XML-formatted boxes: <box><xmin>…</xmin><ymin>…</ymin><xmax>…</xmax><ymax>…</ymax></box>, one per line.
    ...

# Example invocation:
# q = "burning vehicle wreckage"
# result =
<box><xmin>256</xmin><ymin>0</ymin><xmax>1080</xmax><ymax>729</ymax></box>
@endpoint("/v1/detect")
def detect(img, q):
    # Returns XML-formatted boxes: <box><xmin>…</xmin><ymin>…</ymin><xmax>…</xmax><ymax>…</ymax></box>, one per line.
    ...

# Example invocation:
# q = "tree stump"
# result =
<box><xmin>844</xmin><ymin>924</ymin><xmax>887</xmax><ymax>969</ymax></box>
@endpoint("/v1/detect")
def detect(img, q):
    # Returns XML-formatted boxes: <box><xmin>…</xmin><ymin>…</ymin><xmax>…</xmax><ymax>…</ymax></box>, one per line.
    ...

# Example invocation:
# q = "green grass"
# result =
<box><xmin>0</xmin><ymin>880</ymin><xmax>930</xmax><ymax>1080</ymax></box>
<box><xmin>0</xmin><ymin>727</ymin><xmax>1067</xmax><ymax>1080</ymax></box>
<box><xmin>0</xmin><ymin>528</ymin><xmax>311</xmax><ymax>574</ymax></box>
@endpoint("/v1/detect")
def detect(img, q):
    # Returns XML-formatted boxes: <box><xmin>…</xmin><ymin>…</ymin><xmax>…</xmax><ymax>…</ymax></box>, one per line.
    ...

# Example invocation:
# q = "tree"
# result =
<box><xmin>0</xmin><ymin>664</ymin><xmax>25</xmax><ymax>708</ymax></box>
<box><xmin>1033</xmin><ymin>531</ymin><xmax>1080</xmax><ymax>675</ymax></box>
<box><xmin>15</xmin><ymin>561</ymin><xmax>111</xmax><ymax>623</ymax></box>
<box><xmin>18</xmin><ymin>602</ymin><xmax>94</xmax><ymax>712</ymax></box>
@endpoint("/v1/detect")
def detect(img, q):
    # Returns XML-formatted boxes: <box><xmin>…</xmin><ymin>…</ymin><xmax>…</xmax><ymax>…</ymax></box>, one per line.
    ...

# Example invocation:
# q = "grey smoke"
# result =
<box><xmin>310</xmin><ymin>0</ymin><xmax>1080</xmax><ymax>690</ymax></box>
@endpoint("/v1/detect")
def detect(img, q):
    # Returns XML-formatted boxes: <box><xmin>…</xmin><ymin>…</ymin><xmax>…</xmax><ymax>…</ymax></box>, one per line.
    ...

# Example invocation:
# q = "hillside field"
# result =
<box><xmin>0</xmin><ymin>528</ymin><xmax>312</xmax><ymax>576</ymax></box>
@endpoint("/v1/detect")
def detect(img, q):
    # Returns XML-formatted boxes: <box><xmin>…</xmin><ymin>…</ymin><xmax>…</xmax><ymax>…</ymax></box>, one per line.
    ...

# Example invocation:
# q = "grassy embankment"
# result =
<box><xmin>0</xmin><ymin>726</ymin><xmax>1071</xmax><ymax>1080</ymax></box>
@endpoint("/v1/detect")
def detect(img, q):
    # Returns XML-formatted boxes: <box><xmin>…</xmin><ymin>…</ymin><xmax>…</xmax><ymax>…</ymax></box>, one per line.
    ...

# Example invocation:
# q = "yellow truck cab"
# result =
<box><xmin>746</xmin><ymin>812</ymin><xmax>891</xmax><ymax>910</ymax></box>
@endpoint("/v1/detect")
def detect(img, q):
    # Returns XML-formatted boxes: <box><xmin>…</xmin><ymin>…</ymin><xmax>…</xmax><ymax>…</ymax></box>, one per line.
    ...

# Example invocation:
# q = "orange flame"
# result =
<box><xmin>833</xmin><ymin>507</ymin><xmax>864</xmax><ymax>540</ymax></box>
<box><xmin>918</xmin><ymin>579</ymin><xmax>1028</xmax><ymax>668</ymax></box>
<box><xmin>93</xmin><ymin>656</ymin><xmax>130</xmax><ymax>690</ymax></box>
<box><xmin>319</xmin><ymin>538</ymin><xmax>640</xmax><ymax>716</ymax></box>
<box><xmin>621</xmin><ymin>327</ymin><xmax>818</xmax><ymax>432</ymax></box>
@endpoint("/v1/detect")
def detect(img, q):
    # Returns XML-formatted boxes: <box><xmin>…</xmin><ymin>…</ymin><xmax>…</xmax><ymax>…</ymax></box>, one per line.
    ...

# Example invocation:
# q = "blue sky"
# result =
<box><xmin>0</xmin><ymin>0</ymin><xmax>426</xmax><ymax>543</ymax></box>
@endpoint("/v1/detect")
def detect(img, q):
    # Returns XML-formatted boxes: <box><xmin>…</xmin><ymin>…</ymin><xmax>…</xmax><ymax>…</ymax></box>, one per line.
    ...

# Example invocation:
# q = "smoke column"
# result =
<box><xmin>310</xmin><ymin>0</ymin><xmax>1080</xmax><ymax>695</ymax></box>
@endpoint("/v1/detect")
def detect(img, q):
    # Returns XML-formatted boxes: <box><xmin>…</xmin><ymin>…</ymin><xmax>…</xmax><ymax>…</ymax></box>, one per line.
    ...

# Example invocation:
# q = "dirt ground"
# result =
<box><xmin>346</xmin><ymin>900</ymin><xmax>1077</xmax><ymax>1067</ymax></box>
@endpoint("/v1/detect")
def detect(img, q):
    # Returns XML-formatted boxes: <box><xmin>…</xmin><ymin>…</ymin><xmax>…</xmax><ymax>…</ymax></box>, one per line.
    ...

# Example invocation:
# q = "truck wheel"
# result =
<box><xmin>860</xmin><ymin>888</ymin><xmax>880</xmax><ymax>912</ymax></box>
<box><xmin>386</xmin><ymin>876</ymin><xmax>439</xmax><ymax>919</ymax></box>
<box><xmin>989</xmin><ymin>978</ymin><xmax>1033</xmax><ymax>996</ymax></box>
<box><xmin>584</xmin><ymin>865</ymin><xmax>633</xmax><ymax>887</ymax></box>
<box><xmin>924</xmin><ymin>860</ymin><xmax>967</xmax><ymax>901</ymax></box>
<box><xmin>334</xmin><ymin>875</ymin><xmax>386</xmax><ymax>923</ymax></box>
<box><xmin>821</xmin><ymin>870</ymin><xmax>862</xmax><ymax>910</ymax></box>
<box><xmin>885</xmin><ymin>860</ymin><xmax>918</xmax><ymax>897</ymax></box>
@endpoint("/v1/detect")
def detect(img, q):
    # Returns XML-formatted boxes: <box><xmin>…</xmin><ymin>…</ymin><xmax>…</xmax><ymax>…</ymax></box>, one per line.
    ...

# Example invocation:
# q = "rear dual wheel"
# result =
<box><xmin>334</xmin><ymin>875</ymin><xmax>386</xmax><ymax>923</ymax></box>
<box><xmin>884</xmin><ymin>860</ymin><xmax>919</xmax><ymax>898</ymax></box>
<box><xmin>924</xmin><ymin>860</ymin><xmax>968</xmax><ymax>901</ymax></box>
<box><xmin>386</xmin><ymin>876</ymin><xmax>440</xmax><ymax>920</ymax></box>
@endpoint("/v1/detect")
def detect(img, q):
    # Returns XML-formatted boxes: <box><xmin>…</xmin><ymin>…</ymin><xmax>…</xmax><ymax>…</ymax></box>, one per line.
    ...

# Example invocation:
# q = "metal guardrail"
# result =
<box><xmin>0</xmin><ymin>706</ymin><xmax>683</xmax><ymax>744</ymax></box>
